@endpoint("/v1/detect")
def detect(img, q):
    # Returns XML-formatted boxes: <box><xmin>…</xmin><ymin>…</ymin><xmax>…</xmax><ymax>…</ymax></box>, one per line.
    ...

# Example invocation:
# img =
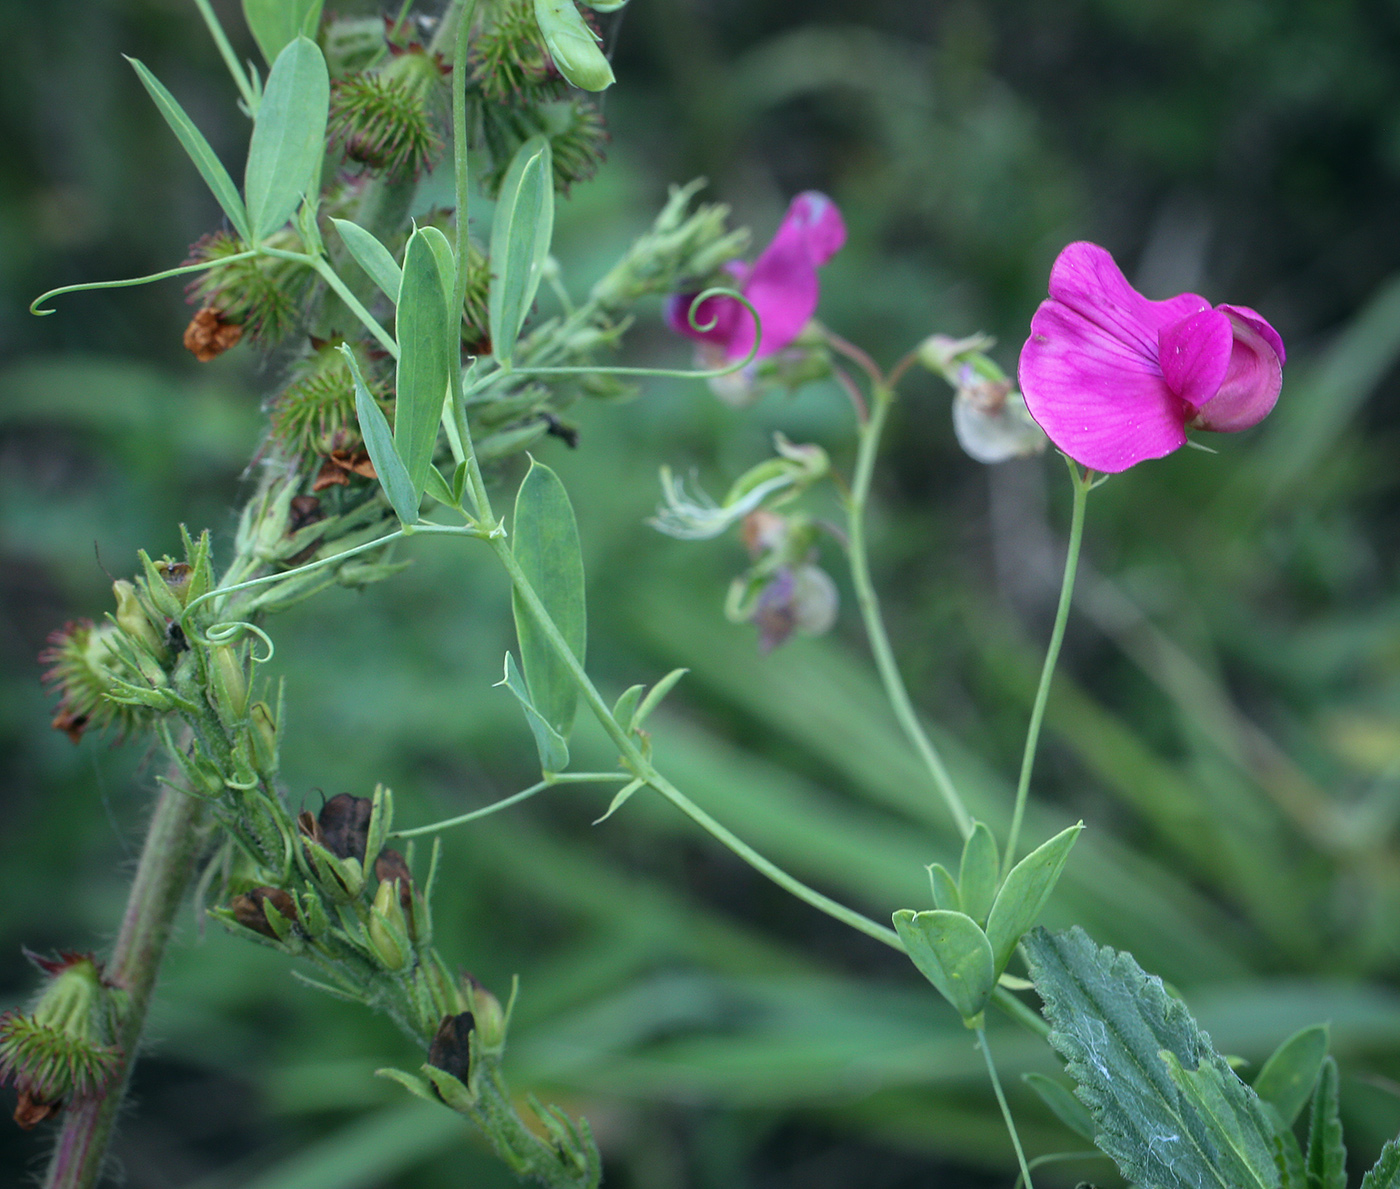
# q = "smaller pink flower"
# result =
<box><xmin>1018</xmin><ymin>242</ymin><xmax>1285</xmax><ymax>473</ymax></box>
<box><xmin>667</xmin><ymin>191</ymin><xmax>847</xmax><ymax>362</ymax></box>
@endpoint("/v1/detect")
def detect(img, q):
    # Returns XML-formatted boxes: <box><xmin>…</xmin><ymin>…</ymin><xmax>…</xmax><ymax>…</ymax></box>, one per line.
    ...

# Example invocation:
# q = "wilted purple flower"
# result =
<box><xmin>667</xmin><ymin>191</ymin><xmax>846</xmax><ymax>363</ymax></box>
<box><xmin>1018</xmin><ymin>242</ymin><xmax>1285</xmax><ymax>473</ymax></box>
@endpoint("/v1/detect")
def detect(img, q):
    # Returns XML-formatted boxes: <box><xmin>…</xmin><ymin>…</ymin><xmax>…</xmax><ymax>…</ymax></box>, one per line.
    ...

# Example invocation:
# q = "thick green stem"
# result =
<box><xmin>1003</xmin><ymin>458</ymin><xmax>1091</xmax><ymax>869</ymax></box>
<box><xmin>44</xmin><ymin>771</ymin><xmax>210</xmax><ymax>1189</ymax></box>
<box><xmin>847</xmin><ymin>384</ymin><xmax>974</xmax><ymax>839</ymax></box>
<box><xmin>487</xmin><ymin>535</ymin><xmax>903</xmax><ymax>950</ymax></box>
<box><xmin>978</xmin><ymin>1027</ymin><xmax>1036</xmax><ymax>1189</ymax></box>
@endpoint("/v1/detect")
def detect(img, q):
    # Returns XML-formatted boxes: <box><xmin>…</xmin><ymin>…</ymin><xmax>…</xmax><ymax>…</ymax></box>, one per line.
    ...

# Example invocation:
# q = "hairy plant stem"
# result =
<box><xmin>1003</xmin><ymin>458</ymin><xmax>1091</xmax><ymax>869</ymax></box>
<box><xmin>44</xmin><ymin>763</ymin><xmax>210</xmax><ymax>1189</ymax></box>
<box><xmin>847</xmin><ymin>383</ymin><xmax>974</xmax><ymax>840</ymax></box>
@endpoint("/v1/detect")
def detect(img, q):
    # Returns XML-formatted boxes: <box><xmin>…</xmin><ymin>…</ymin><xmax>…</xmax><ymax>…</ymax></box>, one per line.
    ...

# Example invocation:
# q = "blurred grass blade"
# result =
<box><xmin>332</xmin><ymin>218</ymin><xmax>402</xmax><ymax>303</ymax></box>
<box><xmin>341</xmin><ymin>345</ymin><xmax>418</xmax><ymax>525</ymax></box>
<box><xmin>394</xmin><ymin>229</ymin><xmax>452</xmax><ymax>499</ymax></box>
<box><xmin>500</xmin><ymin>652</ymin><xmax>570</xmax><ymax>773</ymax></box>
<box><xmin>512</xmin><ymin>458</ymin><xmax>586</xmax><ymax>738</ymax></box>
<box><xmin>242</xmin><ymin>0</ymin><xmax>325</xmax><ymax>66</ymax></box>
<box><xmin>1253</xmin><ymin>1024</ymin><xmax>1328</xmax><ymax>1128</ymax></box>
<box><xmin>489</xmin><ymin>136</ymin><xmax>554</xmax><ymax>366</ymax></box>
<box><xmin>125</xmin><ymin>57</ymin><xmax>251</xmax><ymax>242</ymax></box>
<box><xmin>244</xmin><ymin>36</ymin><xmax>330</xmax><ymax>241</ymax></box>
<box><xmin>1023</xmin><ymin>1072</ymin><xmax>1095</xmax><ymax>1141</ymax></box>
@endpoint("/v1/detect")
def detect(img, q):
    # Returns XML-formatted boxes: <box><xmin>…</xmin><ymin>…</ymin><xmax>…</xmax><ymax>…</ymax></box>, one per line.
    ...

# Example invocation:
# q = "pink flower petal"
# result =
<box><xmin>1158</xmin><ymin>307</ymin><xmax>1232</xmax><ymax>408</ymax></box>
<box><xmin>665</xmin><ymin>261</ymin><xmax>749</xmax><ymax>349</ymax></box>
<box><xmin>1020</xmin><ymin>296</ymin><xmax>1189</xmax><ymax>473</ymax></box>
<box><xmin>1217</xmin><ymin>303</ymin><xmax>1287</xmax><ymax>365</ymax></box>
<box><xmin>1191</xmin><ymin>312</ymin><xmax>1283</xmax><ymax>432</ymax></box>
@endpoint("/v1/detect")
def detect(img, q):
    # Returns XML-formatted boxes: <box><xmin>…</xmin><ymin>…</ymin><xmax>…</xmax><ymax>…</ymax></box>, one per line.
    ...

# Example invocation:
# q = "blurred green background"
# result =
<box><xmin>7</xmin><ymin>1</ymin><xmax>1400</xmax><ymax>1186</ymax></box>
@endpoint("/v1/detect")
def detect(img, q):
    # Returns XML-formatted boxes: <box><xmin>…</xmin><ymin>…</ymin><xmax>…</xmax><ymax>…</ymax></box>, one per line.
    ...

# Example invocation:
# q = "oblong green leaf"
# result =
<box><xmin>125</xmin><ymin>57</ymin><xmax>251</xmax><ymax>242</ymax></box>
<box><xmin>243</xmin><ymin>0</ymin><xmax>325</xmax><ymax>65</ymax></box>
<box><xmin>634</xmin><ymin>668</ymin><xmax>688</xmax><ymax>727</ymax></box>
<box><xmin>1305</xmin><ymin>1057</ymin><xmax>1346</xmax><ymax>1189</ymax></box>
<box><xmin>500</xmin><ymin>652</ymin><xmax>570</xmax><ymax>773</ymax></box>
<box><xmin>340</xmin><ymin>345</ymin><xmax>418</xmax><ymax>525</ymax></box>
<box><xmin>1255</xmin><ymin>1024</ymin><xmax>1329</xmax><ymax>1129</ymax></box>
<box><xmin>928</xmin><ymin>863</ymin><xmax>961</xmax><ymax>913</ymax></box>
<box><xmin>532</xmin><ymin>0</ymin><xmax>616</xmax><ymax>91</ymax></box>
<box><xmin>985</xmin><ymin>822</ymin><xmax>1082</xmax><ymax>973</ymax></box>
<box><xmin>332</xmin><ymin>218</ymin><xmax>402</xmax><ymax>303</ymax></box>
<box><xmin>489</xmin><ymin>136</ymin><xmax>554</xmax><ymax>366</ymax></box>
<box><xmin>959</xmin><ymin>820</ymin><xmax>999</xmax><ymax>925</ymax></box>
<box><xmin>1023</xmin><ymin>1072</ymin><xmax>1095</xmax><ymax>1141</ymax></box>
<box><xmin>511</xmin><ymin>458</ymin><xmax>586</xmax><ymax>738</ymax></box>
<box><xmin>892</xmin><ymin>908</ymin><xmax>995</xmax><ymax>1025</ymax></box>
<box><xmin>394</xmin><ymin>229</ymin><xmax>452</xmax><ymax>498</ymax></box>
<box><xmin>245</xmin><ymin>36</ymin><xmax>330</xmax><ymax>241</ymax></box>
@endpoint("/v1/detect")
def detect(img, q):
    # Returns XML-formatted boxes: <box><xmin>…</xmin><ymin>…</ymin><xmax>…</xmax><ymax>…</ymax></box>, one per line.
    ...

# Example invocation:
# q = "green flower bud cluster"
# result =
<box><xmin>328</xmin><ymin>44</ymin><xmax>446</xmax><ymax>179</ymax></box>
<box><xmin>269</xmin><ymin>337</ymin><xmax>391</xmax><ymax>459</ymax></box>
<box><xmin>185</xmin><ymin>229</ymin><xmax>315</xmax><ymax>348</ymax></box>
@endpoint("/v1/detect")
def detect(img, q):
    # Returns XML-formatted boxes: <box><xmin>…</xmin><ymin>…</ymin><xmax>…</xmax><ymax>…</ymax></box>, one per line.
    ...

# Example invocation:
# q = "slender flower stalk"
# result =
<box><xmin>1003</xmin><ymin>457</ymin><xmax>1092</xmax><ymax>869</ymax></box>
<box><xmin>979</xmin><ymin>1027</ymin><xmax>1036</xmax><ymax>1189</ymax></box>
<box><xmin>846</xmin><ymin>383</ymin><xmax>975</xmax><ymax>840</ymax></box>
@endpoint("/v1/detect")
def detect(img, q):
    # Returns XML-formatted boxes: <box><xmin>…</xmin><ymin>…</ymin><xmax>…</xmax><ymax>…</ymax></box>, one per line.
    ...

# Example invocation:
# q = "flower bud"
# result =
<box><xmin>112</xmin><ymin>580</ymin><xmax>166</xmax><ymax>662</ymax></box>
<box><xmin>374</xmin><ymin>848</ymin><xmax>415</xmax><ymax>938</ymax></box>
<box><xmin>249</xmin><ymin>701</ymin><xmax>279</xmax><ymax>777</ymax></box>
<box><xmin>532</xmin><ymin>0</ymin><xmax>615</xmax><ymax>91</ymax></box>
<box><xmin>462</xmin><ymin>975</ymin><xmax>507</xmax><ymax>1051</ymax></box>
<box><xmin>0</xmin><ymin>953</ymin><xmax>121</xmax><ymax>1127</ymax></box>
<box><xmin>368</xmin><ymin>878</ymin><xmax>410</xmax><ymax>971</ymax></box>
<box><xmin>208</xmin><ymin>644</ymin><xmax>249</xmax><ymax>726</ymax></box>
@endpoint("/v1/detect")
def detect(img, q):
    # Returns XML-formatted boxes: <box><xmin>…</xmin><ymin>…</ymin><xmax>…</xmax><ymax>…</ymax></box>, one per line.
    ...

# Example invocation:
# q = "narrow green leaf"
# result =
<box><xmin>1363</xmin><ymin>1142</ymin><xmax>1400</xmax><ymax>1189</ymax></box>
<box><xmin>593</xmin><ymin>778</ymin><xmax>645</xmax><ymax>825</ymax></box>
<box><xmin>374</xmin><ymin>1066</ymin><xmax>438</xmax><ymax>1104</ymax></box>
<box><xmin>450</xmin><ymin>460</ymin><xmax>468</xmax><ymax>505</ymax></box>
<box><xmin>1255</xmin><ymin>1025</ymin><xmax>1329</xmax><ymax>1128</ymax></box>
<box><xmin>422</xmin><ymin>465</ymin><xmax>457</xmax><ymax>509</ymax></box>
<box><xmin>243</xmin><ymin>0</ymin><xmax>325</xmax><ymax>65</ymax></box>
<box><xmin>244</xmin><ymin>37</ymin><xmax>330</xmax><ymax>241</ymax></box>
<box><xmin>985</xmin><ymin>822</ymin><xmax>1082</xmax><ymax>973</ymax></box>
<box><xmin>394</xmin><ymin>229</ymin><xmax>452</xmax><ymax>498</ymax></box>
<box><xmin>1023</xmin><ymin>1072</ymin><xmax>1095</xmax><ymax>1141</ymax></box>
<box><xmin>634</xmin><ymin>668</ymin><xmax>689</xmax><ymax>727</ymax></box>
<box><xmin>416</xmin><ymin>224</ymin><xmax>458</xmax><ymax>309</ymax></box>
<box><xmin>499</xmin><ymin>652</ymin><xmax>570</xmax><ymax>773</ymax></box>
<box><xmin>1024</xmin><ymin>926</ymin><xmax>1283</xmax><ymax>1189</ymax></box>
<box><xmin>332</xmin><ymin>218</ymin><xmax>402</xmax><ymax>303</ymax></box>
<box><xmin>891</xmin><ymin>908</ymin><xmax>995</xmax><ymax>1025</ymax></box>
<box><xmin>488</xmin><ymin>136</ymin><xmax>554</xmax><ymax>365</ymax></box>
<box><xmin>511</xmin><ymin>459</ymin><xmax>586</xmax><ymax>738</ymax></box>
<box><xmin>125</xmin><ymin>58</ymin><xmax>251</xmax><ymax>242</ymax></box>
<box><xmin>958</xmin><ymin>820</ymin><xmax>999</xmax><ymax>925</ymax></box>
<box><xmin>928</xmin><ymin>863</ymin><xmax>961</xmax><ymax>913</ymax></box>
<box><xmin>612</xmin><ymin>684</ymin><xmax>645</xmax><ymax>730</ymax></box>
<box><xmin>340</xmin><ymin>345</ymin><xmax>418</xmax><ymax>525</ymax></box>
<box><xmin>1305</xmin><ymin>1057</ymin><xmax>1346</xmax><ymax>1189</ymax></box>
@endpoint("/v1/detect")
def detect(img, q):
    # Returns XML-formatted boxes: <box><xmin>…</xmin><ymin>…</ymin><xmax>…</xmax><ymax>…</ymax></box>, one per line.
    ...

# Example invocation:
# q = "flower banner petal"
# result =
<box><xmin>1159</xmin><ymin>307</ymin><xmax>1232</xmax><ymax>408</ymax></box>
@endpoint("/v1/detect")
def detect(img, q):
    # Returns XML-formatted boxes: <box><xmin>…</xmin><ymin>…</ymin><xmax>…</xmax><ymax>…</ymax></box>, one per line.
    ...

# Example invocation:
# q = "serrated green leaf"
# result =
<box><xmin>394</xmin><ymin>229</ymin><xmax>452</xmax><ymax>499</ymax></box>
<box><xmin>1255</xmin><ymin>1025</ymin><xmax>1329</xmax><ymax>1128</ymax></box>
<box><xmin>1363</xmin><ymin>1140</ymin><xmax>1400</xmax><ymax>1189</ymax></box>
<box><xmin>1306</xmin><ymin>1057</ymin><xmax>1346</xmax><ymax>1189</ymax></box>
<box><xmin>332</xmin><ymin>218</ymin><xmax>402</xmax><ymax>303</ymax></box>
<box><xmin>612</xmin><ymin>684</ymin><xmax>645</xmax><ymax>730</ymax></box>
<box><xmin>892</xmin><ymin>908</ymin><xmax>994</xmax><ymax>1025</ymax></box>
<box><xmin>1276</xmin><ymin>1126</ymin><xmax>1307</xmax><ymax>1189</ymax></box>
<box><xmin>489</xmin><ymin>136</ymin><xmax>554</xmax><ymax>365</ymax></box>
<box><xmin>125</xmin><ymin>58</ymin><xmax>251</xmax><ymax>242</ymax></box>
<box><xmin>986</xmin><ymin>822</ymin><xmax>1082</xmax><ymax>973</ymax></box>
<box><xmin>634</xmin><ymin>668</ymin><xmax>688</xmax><ymax>727</ymax></box>
<box><xmin>1160</xmin><ymin>1050</ymin><xmax>1281</xmax><ymax>1189</ymax></box>
<box><xmin>244</xmin><ymin>37</ymin><xmax>329</xmax><ymax>240</ymax></box>
<box><xmin>959</xmin><ymin>821</ymin><xmax>999</xmax><ymax>925</ymax></box>
<box><xmin>928</xmin><ymin>863</ymin><xmax>961</xmax><ymax>912</ymax></box>
<box><xmin>243</xmin><ymin>0</ymin><xmax>324</xmax><ymax>65</ymax></box>
<box><xmin>341</xmin><ymin>345</ymin><xmax>418</xmax><ymax>525</ymax></box>
<box><xmin>1023</xmin><ymin>1072</ymin><xmax>1095</xmax><ymax>1141</ymax></box>
<box><xmin>511</xmin><ymin>459</ymin><xmax>586</xmax><ymax>738</ymax></box>
<box><xmin>1025</xmin><ymin>926</ymin><xmax>1282</xmax><ymax>1189</ymax></box>
<box><xmin>499</xmin><ymin>652</ymin><xmax>569</xmax><ymax>773</ymax></box>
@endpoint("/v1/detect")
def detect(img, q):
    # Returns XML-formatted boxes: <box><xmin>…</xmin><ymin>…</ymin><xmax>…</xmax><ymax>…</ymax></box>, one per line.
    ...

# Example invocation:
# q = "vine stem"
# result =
<box><xmin>486</xmin><ymin>535</ymin><xmax>904</xmax><ymax>951</ymax></box>
<box><xmin>44</xmin><ymin>766</ymin><xmax>210</xmax><ymax>1189</ymax></box>
<box><xmin>978</xmin><ymin>1026</ymin><xmax>1036</xmax><ymax>1189</ymax></box>
<box><xmin>847</xmin><ymin>383</ymin><xmax>974</xmax><ymax>840</ymax></box>
<box><xmin>1003</xmin><ymin>457</ymin><xmax>1091</xmax><ymax>869</ymax></box>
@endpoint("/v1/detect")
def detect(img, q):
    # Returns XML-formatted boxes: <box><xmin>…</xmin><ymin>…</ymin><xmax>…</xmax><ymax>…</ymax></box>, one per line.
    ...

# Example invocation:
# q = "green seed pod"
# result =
<box><xmin>249</xmin><ymin>701</ymin><xmax>279</xmax><ymax>777</ymax></box>
<box><xmin>532</xmin><ymin>0</ymin><xmax>615</xmax><ymax>92</ymax></box>
<box><xmin>463</xmin><ymin>975</ymin><xmax>507</xmax><ymax>1052</ymax></box>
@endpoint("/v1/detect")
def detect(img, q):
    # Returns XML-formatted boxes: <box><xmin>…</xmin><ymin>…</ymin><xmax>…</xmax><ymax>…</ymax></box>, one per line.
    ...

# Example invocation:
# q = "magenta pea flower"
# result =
<box><xmin>1018</xmin><ymin>242</ymin><xmax>1285</xmax><ymax>473</ymax></box>
<box><xmin>667</xmin><ymin>191</ymin><xmax>847</xmax><ymax>364</ymax></box>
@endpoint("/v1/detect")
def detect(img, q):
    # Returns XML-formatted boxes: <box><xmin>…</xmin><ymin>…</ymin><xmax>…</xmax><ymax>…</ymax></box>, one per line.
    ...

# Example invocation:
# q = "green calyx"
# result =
<box><xmin>0</xmin><ymin>956</ymin><xmax>121</xmax><ymax>1101</ymax></box>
